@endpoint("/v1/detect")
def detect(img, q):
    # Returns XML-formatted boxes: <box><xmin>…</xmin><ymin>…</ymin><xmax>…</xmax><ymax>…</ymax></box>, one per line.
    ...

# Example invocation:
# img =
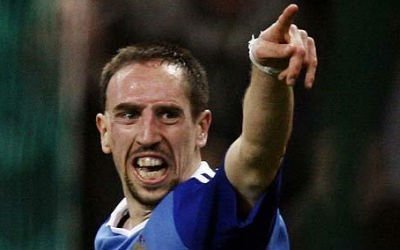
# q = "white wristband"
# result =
<box><xmin>248</xmin><ymin>35</ymin><xmax>283</xmax><ymax>77</ymax></box>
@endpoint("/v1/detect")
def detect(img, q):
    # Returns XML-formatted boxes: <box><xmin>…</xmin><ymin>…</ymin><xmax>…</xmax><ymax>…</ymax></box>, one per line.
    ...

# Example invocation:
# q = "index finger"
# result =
<box><xmin>259</xmin><ymin>4</ymin><xmax>299</xmax><ymax>43</ymax></box>
<box><xmin>275</xmin><ymin>4</ymin><xmax>299</xmax><ymax>34</ymax></box>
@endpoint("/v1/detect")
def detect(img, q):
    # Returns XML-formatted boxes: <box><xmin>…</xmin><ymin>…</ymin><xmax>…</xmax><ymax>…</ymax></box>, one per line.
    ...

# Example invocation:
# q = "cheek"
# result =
<box><xmin>171</xmin><ymin>126</ymin><xmax>197</xmax><ymax>152</ymax></box>
<box><xmin>109</xmin><ymin>126</ymin><xmax>136</xmax><ymax>179</ymax></box>
<box><xmin>109</xmin><ymin>125</ymin><xmax>135</xmax><ymax>156</ymax></box>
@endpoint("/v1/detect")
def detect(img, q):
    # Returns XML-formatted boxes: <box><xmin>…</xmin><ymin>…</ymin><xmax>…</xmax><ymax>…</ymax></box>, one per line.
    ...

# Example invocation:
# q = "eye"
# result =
<box><xmin>158</xmin><ymin>107</ymin><xmax>182</xmax><ymax>124</ymax></box>
<box><xmin>123</xmin><ymin>111</ymin><xmax>139</xmax><ymax>119</ymax></box>
<box><xmin>114</xmin><ymin>110</ymin><xmax>140</xmax><ymax>124</ymax></box>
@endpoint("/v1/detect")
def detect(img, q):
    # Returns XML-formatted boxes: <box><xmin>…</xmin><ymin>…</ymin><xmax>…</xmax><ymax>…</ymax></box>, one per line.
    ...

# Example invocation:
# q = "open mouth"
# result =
<box><xmin>133</xmin><ymin>156</ymin><xmax>168</xmax><ymax>183</ymax></box>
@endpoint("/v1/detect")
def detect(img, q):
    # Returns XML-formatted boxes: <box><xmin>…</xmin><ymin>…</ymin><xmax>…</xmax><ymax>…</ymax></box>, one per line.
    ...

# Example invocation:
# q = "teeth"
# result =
<box><xmin>137</xmin><ymin>168</ymin><xmax>166</xmax><ymax>180</ymax></box>
<box><xmin>136</xmin><ymin>157</ymin><xmax>164</xmax><ymax>167</ymax></box>
<box><xmin>135</xmin><ymin>157</ymin><xmax>166</xmax><ymax>180</ymax></box>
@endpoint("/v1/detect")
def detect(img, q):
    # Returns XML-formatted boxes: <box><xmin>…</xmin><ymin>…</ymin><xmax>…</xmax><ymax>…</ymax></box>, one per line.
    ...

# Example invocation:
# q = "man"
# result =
<box><xmin>95</xmin><ymin>4</ymin><xmax>317</xmax><ymax>250</ymax></box>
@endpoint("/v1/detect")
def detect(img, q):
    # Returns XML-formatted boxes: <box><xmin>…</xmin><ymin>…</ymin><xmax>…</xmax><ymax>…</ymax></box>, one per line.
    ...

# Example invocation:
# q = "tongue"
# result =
<box><xmin>137</xmin><ymin>167</ymin><xmax>166</xmax><ymax>180</ymax></box>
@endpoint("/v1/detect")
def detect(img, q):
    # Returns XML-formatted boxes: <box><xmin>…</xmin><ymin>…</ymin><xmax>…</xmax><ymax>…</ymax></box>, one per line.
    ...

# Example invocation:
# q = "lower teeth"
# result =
<box><xmin>137</xmin><ymin>168</ymin><xmax>165</xmax><ymax>180</ymax></box>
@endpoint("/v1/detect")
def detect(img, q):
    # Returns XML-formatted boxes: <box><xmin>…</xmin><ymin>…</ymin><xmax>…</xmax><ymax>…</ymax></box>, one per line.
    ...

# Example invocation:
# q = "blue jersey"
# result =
<box><xmin>95</xmin><ymin>162</ymin><xmax>289</xmax><ymax>250</ymax></box>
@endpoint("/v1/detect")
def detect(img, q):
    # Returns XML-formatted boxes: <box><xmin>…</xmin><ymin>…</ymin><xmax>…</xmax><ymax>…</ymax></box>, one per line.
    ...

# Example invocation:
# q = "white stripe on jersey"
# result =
<box><xmin>190</xmin><ymin>161</ymin><xmax>216</xmax><ymax>183</ymax></box>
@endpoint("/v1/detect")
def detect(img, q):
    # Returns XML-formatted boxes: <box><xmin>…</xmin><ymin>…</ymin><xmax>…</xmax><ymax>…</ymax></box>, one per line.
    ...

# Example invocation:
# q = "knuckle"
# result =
<box><xmin>295</xmin><ymin>46</ymin><xmax>306</xmax><ymax>57</ymax></box>
<box><xmin>311</xmin><ymin>57</ymin><xmax>318</xmax><ymax>67</ymax></box>
<box><xmin>291</xmin><ymin>63</ymin><xmax>302</xmax><ymax>75</ymax></box>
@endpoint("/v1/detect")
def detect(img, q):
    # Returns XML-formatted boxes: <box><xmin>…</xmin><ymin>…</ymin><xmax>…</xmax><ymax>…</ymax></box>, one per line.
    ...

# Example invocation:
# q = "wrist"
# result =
<box><xmin>248</xmin><ymin>35</ymin><xmax>283</xmax><ymax>78</ymax></box>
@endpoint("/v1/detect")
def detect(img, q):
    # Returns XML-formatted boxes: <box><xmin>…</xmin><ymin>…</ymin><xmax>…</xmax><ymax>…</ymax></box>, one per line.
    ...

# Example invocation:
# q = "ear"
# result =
<box><xmin>195</xmin><ymin>110</ymin><xmax>212</xmax><ymax>148</ymax></box>
<box><xmin>96</xmin><ymin>113</ymin><xmax>112</xmax><ymax>154</ymax></box>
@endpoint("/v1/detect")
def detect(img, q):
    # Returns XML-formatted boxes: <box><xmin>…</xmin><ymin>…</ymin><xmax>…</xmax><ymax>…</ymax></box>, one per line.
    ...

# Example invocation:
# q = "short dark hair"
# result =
<box><xmin>99</xmin><ymin>42</ymin><xmax>209</xmax><ymax>118</ymax></box>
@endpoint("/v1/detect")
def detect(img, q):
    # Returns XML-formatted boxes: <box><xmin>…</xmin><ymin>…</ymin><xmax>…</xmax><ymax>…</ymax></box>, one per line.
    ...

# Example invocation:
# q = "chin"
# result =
<box><xmin>125</xmin><ymin>174</ymin><xmax>178</xmax><ymax>207</ymax></box>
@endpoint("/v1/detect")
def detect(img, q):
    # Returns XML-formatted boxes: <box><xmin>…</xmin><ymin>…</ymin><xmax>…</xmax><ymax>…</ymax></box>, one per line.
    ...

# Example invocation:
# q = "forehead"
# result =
<box><xmin>105</xmin><ymin>61</ymin><xmax>190</xmax><ymax>110</ymax></box>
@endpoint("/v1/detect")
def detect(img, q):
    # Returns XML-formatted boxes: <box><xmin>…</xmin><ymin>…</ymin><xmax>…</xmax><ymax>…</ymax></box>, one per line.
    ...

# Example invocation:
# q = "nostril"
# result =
<box><xmin>135</xmin><ymin>141</ymin><xmax>161</xmax><ymax>151</ymax></box>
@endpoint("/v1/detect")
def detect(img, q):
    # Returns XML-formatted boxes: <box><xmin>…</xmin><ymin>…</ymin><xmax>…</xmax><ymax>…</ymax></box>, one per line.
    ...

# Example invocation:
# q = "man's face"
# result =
<box><xmin>96</xmin><ymin>60</ymin><xmax>211</xmax><ymax>207</ymax></box>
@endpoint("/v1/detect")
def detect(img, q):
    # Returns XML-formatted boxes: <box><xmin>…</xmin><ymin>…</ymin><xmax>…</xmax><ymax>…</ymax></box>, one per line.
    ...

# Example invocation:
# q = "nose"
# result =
<box><xmin>135</xmin><ymin>112</ymin><xmax>162</xmax><ymax>147</ymax></box>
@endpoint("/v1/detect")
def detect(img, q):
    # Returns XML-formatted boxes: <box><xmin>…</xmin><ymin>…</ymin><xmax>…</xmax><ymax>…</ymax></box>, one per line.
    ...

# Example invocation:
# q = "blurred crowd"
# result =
<box><xmin>1</xmin><ymin>1</ymin><xmax>399</xmax><ymax>249</ymax></box>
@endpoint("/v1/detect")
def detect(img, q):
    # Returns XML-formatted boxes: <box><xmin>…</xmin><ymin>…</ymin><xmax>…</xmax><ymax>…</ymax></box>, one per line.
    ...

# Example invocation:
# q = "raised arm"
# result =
<box><xmin>225</xmin><ymin>4</ymin><xmax>317</xmax><ymax>207</ymax></box>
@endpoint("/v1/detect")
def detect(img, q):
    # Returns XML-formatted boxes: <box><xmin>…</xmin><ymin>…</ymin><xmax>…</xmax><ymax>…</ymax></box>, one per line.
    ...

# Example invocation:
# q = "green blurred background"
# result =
<box><xmin>1</xmin><ymin>0</ymin><xmax>399</xmax><ymax>249</ymax></box>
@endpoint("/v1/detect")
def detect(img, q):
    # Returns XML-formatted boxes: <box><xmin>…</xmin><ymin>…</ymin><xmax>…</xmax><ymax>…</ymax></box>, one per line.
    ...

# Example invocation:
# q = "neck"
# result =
<box><xmin>123</xmin><ymin>199</ymin><xmax>153</xmax><ymax>230</ymax></box>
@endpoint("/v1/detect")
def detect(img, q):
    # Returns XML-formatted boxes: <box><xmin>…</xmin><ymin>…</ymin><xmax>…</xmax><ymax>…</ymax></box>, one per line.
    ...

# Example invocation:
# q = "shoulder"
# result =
<box><xmin>172</xmin><ymin>162</ymin><xmax>239</xmax><ymax>248</ymax></box>
<box><xmin>172</xmin><ymin>162</ymin><xmax>288</xmax><ymax>249</ymax></box>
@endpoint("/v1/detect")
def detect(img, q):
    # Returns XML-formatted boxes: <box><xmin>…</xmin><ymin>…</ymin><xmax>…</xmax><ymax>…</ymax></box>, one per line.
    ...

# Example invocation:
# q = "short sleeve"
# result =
<box><xmin>173</xmin><ymin>163</ymin><xmax>287</xmax><ymax>250</ymax></box>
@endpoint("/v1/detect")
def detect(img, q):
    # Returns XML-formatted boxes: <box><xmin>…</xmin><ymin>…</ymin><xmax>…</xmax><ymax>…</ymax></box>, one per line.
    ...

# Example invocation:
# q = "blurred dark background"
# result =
<box><xmin>1</xmin><ymin>0</ymin><xmax>400</xmax><ymax>249</ymax></box>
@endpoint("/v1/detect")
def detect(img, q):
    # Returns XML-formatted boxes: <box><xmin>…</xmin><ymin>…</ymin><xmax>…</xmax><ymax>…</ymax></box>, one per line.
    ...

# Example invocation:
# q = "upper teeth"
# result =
<box><xmin>137</xmin><ymin>157</ymin><xmax>163</xmax><ymax>167</ymax></box>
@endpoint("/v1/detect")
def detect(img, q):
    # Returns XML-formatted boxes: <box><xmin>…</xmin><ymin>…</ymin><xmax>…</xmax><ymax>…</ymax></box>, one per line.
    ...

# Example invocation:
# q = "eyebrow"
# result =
<box><xmin>156</xmin><ymin>105</ymin><xmax>184</xmax><ymax>114</ymax></box>
<box><xmin>111</xmin><ymin>103</ymin><xmax>144</xmax><ymax>113</ymax></box>
<box><xmin>111</xmin><ymin>102</ymin><xmax>184</xmax><ymax>113</ymax></box>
